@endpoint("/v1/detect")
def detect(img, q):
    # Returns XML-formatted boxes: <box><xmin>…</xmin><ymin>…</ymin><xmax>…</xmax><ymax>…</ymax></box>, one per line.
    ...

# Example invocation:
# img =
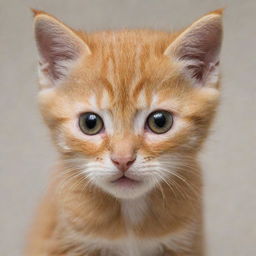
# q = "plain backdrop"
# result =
<box><xmin>0</xmin><ymin>0</ymin><xmax>255</xmax><ymax>255</ymax></box>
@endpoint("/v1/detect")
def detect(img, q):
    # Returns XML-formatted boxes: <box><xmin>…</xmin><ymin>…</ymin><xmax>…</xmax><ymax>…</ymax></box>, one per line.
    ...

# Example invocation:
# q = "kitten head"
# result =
<box><xmin>33</xmin><ymin>10</ymin><xmax>222</xmax><ymax>199</ymax></box>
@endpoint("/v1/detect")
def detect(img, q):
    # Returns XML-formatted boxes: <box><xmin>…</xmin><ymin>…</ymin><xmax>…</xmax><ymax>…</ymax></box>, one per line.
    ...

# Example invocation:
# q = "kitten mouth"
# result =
<box><xmin>111</xmin><ymin>175</ymin><xmax>140</xmax><ymax>186</ymax></box>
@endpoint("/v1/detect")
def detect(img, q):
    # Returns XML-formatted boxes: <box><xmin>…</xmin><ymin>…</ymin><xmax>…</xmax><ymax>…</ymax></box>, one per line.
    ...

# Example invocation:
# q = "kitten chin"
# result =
<box><xmin>26</xmin><ymin>8</ymin><xmax>223</xmax><ymax>256</ymax></box>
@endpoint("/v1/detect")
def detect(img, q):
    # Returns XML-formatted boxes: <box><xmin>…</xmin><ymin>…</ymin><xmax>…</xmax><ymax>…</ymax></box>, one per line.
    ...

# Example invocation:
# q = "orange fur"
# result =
<box><xmin>26</xmin><ymin>9</ymin><xmax>223</xmax><ymax>256</ymax></box>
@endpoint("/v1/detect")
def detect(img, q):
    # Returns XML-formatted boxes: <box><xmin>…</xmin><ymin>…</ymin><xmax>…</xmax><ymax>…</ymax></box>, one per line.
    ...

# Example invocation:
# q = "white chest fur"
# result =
<box><xmin>89</xmin><ymin>236</ymin><xmax>164</xmax><ymax>256</ymax></box>
<box><xmin>70</xmin><ymin>227</ymin><xmax>195</xmax><ymax>256</ymax></box>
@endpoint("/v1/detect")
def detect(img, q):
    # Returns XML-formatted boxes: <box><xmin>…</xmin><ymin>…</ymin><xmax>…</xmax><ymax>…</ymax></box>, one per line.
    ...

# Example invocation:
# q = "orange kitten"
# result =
<box><xmin>26</xmin><ymin>9</ymin><xmax>223</xmax><ymax>256</ymax></box>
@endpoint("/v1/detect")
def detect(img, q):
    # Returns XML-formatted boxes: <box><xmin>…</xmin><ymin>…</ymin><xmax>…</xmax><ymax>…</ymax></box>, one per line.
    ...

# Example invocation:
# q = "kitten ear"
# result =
<box><xmin>164</xmin><ymin>9</ymin><xmax>223</xmax><ymax>87</ymax></box>
<box><xmin>33</xmin><ymin>10</ymin><xmax>91</xmax><ymax>87</ymax></box>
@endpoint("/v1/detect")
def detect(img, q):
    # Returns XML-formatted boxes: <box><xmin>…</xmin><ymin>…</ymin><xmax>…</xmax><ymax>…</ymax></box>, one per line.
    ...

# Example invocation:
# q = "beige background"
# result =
<box><xmin>0</xmin><ymin>0</ymin><xmax>255</xmax><ymax>255</ymax></box>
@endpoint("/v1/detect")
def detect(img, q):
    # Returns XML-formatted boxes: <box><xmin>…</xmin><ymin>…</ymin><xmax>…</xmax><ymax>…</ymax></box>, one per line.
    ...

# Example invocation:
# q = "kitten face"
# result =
<box><xmin>35</xmin><ymin>11</ymin><xmax>222</xmax><ymax>199</ymax></box>
<box><xmin>38</xmin><ymin>64</ymin><xmax>219</xmax><ymax>199</ymax></box>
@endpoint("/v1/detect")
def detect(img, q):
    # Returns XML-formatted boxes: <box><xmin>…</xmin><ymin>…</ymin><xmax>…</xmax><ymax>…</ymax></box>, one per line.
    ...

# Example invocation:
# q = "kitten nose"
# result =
<box><xmin>111</xmin><ymin>155</ymin><xmax>136</xmax><ymax>172</ymax></box>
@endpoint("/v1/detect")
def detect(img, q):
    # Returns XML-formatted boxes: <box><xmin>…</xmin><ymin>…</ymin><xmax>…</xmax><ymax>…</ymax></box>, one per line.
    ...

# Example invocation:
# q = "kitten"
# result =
<box><xmin>26</xmin><ymin>9</ymin><xmax>223</xmax><ymax>256</ymax></box>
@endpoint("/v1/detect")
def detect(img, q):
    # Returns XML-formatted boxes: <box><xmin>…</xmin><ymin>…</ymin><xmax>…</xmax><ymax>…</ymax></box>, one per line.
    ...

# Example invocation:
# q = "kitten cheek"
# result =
<box><xmin>65</xmin><ymin>136</ymin><xmax>107</xmax><ymax>156</ymax></box>
<box><xmin>55</xmin><ymin>132</ymin><xmax>72</xmax><ymax>153</ymax></box>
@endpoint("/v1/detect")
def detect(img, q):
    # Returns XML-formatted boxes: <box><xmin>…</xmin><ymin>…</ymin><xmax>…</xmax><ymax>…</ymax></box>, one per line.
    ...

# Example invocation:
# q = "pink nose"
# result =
<box><xmin>111</xmin><ymin>155</ymin><xmax>136</xmax><ymax>172</ymax></box>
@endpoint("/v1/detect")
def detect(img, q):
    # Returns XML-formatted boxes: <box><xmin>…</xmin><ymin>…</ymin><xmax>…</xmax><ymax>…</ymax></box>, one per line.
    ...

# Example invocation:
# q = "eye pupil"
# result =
<box><xmin>86</xmin><ymin>114</ymin><xmax>97</xmax><ymax>129</ymax></box>
<box><xmin>153</xmin><ymin>113</ymin><xmax>166</xmax><ymax>128</ymax></box>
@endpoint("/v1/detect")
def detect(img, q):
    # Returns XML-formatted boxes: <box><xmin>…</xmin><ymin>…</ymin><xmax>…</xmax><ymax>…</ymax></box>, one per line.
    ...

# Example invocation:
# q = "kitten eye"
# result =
<box><xmin>146</xmin><ymin>110</ymin><xmax>173</xmax><ymax>134</ymax></box>
<box><xmin>79</xmin><ymin>113</ymin><xmax>104</xmax><ymax>135</ymax></box>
